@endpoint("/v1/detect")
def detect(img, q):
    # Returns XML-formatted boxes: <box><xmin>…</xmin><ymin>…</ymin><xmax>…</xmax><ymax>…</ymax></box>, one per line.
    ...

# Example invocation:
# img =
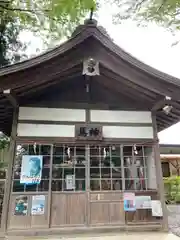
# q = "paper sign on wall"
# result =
<box><xmin>20</xmin><ymin>155</ymin><xmax>43</xmax><ymax>185</ymax></box>
<box><xmin>123</xmin><ymin>192</ymin><xmax>136</xmax><ymax>211</ymax></box>
<box><xmin>66</xmin><ymin>174</ymin><xmax>75</xmax><ymax>190</ymax></box>
<box><xmin>14</xmin><ymin>196</ymin><xmax>28</xmax><ymax>216</ymax></box>
<box><xmin>135</xmin><ymin>196</ymin><xmax>151</xmax><ymax>209</ymax></box>
<box><xmin>31</xmin><ymin>195</ymin><xmax>45</xmax><ymax>215</ymax></box>
<box><xmin>151</xmin><ymin>200</ymin><xmax>163</xmax><ymax>217</ymax></box>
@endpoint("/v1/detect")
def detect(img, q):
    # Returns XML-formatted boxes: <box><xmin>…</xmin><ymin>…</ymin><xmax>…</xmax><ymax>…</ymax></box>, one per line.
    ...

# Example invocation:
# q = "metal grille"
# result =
<box><xmin>12</xmin><ymin>144</ymin><xmax>152</xmax><ymax>192</ymax></box>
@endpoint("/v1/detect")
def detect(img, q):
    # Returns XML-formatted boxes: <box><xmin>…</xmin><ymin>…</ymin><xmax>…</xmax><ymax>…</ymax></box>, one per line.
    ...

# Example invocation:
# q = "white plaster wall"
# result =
<box><xmin>19</xmin><ymin>107</ymin><xmax>86</xmax><ymax>122</ymax></box>
<box><xmin>17</xmin><ymin>124</ymin><xmax>75</xmax><ymax>137</ymax></box>
<box><xmin>103</xmin><ymin>126</ymin><xmax>153</xmax><ymax>139</ymax></box>
<box><xmin>90</xmin><ymin>110</ymin><xmax>152</xmax><ymax>123</ymax></box>
<box><xmin>146</xmin><ymin>149</ymin><xmax>157</xmax><ymax>190</ymax></box>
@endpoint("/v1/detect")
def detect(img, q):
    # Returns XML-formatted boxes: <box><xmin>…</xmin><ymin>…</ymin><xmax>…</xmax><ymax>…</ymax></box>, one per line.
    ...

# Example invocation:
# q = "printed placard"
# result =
<box><xmin>151</xmin><ymin>200</ymin><xmax>163</xmax><ymax>217</ymax></box>
<box><xmin>135</xmin><ymin>196</ymin><xmax>151</xmax><ymax>209</ymax></box>
<box><xmin>31</xmin><ymin>195</ymin><xmax>45</xmax><ymax>215</ymax></box>
<box><xmin>20</xmin><ymin>155</ymin><xmax>43</xmax><ymax>184</ymax></box>
<box><xmin>66</xmin><ymin>174</ymin><xmax>75</xmax><ymax>190</ymax></box>
<box><xmin>14</xmin><ymin>196</ymin><xmax>28</xmax><ymax>216</ymax></box>
<box><xmin>123</xmin><ymin>192</ymin><xmax>136</xmax><ymax>211</ymax></box>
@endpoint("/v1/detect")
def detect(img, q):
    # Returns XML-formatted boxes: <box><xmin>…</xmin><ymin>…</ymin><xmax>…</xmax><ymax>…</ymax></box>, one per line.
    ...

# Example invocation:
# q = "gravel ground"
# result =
<box><xmin>168</xmin><ymin>205</ymin><xmax>180</xmax><ymax>237</ymax></box>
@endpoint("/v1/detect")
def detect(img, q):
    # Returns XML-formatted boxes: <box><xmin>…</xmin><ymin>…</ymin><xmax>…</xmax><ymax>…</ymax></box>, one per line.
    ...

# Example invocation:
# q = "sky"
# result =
<box><xmin>20</xmin><ymin>3</ymin><xmax>180</xmax><ymax>145</ymax></box>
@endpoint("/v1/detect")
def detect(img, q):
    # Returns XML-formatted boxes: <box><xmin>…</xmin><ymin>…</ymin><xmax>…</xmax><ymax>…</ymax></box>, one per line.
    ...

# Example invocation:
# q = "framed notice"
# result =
<box><xmin>20</xmin><ymin>155</ymin><xmax>43</xmax><ymax>185</ymax></box>
<box><xmin>75</xmin><ymin>125</ymin><xmax>102</xmax><ymax>141</ymax></box>
<box><xmin>151</xmin><ymin>200</ymin><xmax>163</xmax><ymax>217</ymax></box>
<box><xmin>123</xmin><ymin>192</ymin><xmax>136</xmax><ymax>211</ymax></box>
<box><xmin>31</xmin><ymin>195</ymin><xmax>45</xmax><ymax>215</ymax></box>
<box><xmin>65</xmin><ymin>174</ymin><xmax>75</xmax><ymax>190</ymax></box>
<box><xmin>14</xmin><ymin>196</ymin><xmax>28</xmax><ymax>216</ymax></box>
<box><xmin>135</xmin><ymin>196</ymin><xmax>151</xmax><ymax>209</ymax></box>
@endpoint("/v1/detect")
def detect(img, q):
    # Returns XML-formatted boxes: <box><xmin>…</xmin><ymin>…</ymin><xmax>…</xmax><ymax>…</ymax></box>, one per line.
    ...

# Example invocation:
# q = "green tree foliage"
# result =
<box><xmin>112</xmin><ymin>0</ymin><xmax>180</xmax><ymax>31</ymax></box>
<box><xmin>0</xmin><ymin>18</ymin><xmax>28</xmax><ymax>67</ymax></box>
<box><xmin>0</xmin><ymin>0</ymin><xmax>96</xmax><ymax>41</ymax></box>
<box><xmin>0</xmin><ymin>134</ymin><xmax>9</xmax><ymax>169</ymax></box>
<box><xmin>0</xmin><ymin>0</ymin><xmax>96</xmax><ymax>67</ymax></box>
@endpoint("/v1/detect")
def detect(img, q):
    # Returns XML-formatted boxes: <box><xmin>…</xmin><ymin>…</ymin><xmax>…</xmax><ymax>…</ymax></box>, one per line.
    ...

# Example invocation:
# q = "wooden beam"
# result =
<box><xmin>152</xmin><ymin>98</ymin><xmax>180</xmax><ymax>112</ymax></box>
<box><xmin>152</xmin><ymin>99</ymin><xmax>166</xmax><ymax>112</ymax></box>
<box><xmin>3</xmin><ymin>89</ymin><xmax>18</xmax><ymax>108</ymax></box>
<box><xmin>91</xmin><ymin>43</ymin><xmax>180</xmax><ymax>100</ymax></box>
<box><xmin>18</xmin><ymin>69</ymin><xmax>81</xmax><ymax>98</ymax></box>
<box><xmin>101</xmin><ymin>68</ymin><xmax>157</xmax><ymax>101</ymax></box>
<box><xmin>1</xmin><ymin>107</ymin><xmax>18</xmax><ymax>232</ymax></box>
<box><xmin>95</xmin><ymin>75</ymin><xmax>152</xmax><ymax>108</ymax></box>
<box><xmin>151</xmin><ymin>112</ymin><xmax>168</xmax><ymax>231</ymax></box>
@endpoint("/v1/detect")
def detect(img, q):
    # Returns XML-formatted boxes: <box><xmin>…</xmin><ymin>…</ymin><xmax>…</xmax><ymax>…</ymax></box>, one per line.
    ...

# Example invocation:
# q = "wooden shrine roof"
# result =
<box><xmin>1</xmin><ymin>19</ymin><xmax>180</xmax><ymax>135</ymax></box>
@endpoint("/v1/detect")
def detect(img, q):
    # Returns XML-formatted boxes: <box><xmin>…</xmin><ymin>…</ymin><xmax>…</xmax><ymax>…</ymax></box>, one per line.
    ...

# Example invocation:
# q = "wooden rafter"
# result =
<box><xmin>101</xmin><ymin>70</ymin><xmax>156</xmax><ymax>102</ymax></box>
<box><xmin>3</xmin><ymin>89</ymin><xmax>18</xmax><ymax>108</ymax></box>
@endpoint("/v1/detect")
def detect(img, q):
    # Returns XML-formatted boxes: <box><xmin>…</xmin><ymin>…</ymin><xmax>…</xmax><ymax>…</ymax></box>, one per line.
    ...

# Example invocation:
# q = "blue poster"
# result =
<box><xmin>123</xmin><ymin>192</ymin><xmax>136</xmax><ymax>212</ymax></box>
<box><xmin>31</xmin><ymin>195</ymin><xmax>45</xmax><ymax>215</ymax></box>
<box><xmin>20</xmin><ymin>155</ymin><xmax>43</xmax><ymax>185</ymax></box>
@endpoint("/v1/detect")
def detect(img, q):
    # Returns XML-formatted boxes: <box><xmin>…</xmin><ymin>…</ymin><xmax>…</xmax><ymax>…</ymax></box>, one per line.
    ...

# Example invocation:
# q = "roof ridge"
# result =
<box><xmin>0</xmin><ymin>26</ymin><xmax>94</xmax><ymax>76</ymax></box>
<box><xmin>91</xmin><ymin>26</ymin><xmax>180</xmax><ymax>86</ymax></box>
<box><xmin>1</xmin><ymin>19</ymin><xmax>180</xmax><ymax>89</ymax></box>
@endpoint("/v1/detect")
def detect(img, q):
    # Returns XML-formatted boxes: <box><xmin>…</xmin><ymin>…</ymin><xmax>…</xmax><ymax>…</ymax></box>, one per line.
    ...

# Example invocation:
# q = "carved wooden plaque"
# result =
<box><xmin>75</xmin><ymin>125</ymin><xmax>102</xmax><ymax>141</ymax></box>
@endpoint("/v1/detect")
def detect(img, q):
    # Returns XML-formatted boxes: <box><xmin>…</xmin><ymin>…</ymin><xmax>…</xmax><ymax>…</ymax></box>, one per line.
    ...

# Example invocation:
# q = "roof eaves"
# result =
<box><xmin>92</xmin><ymin>27</ymin><xmax>180</xmax><ymax>87</ymax></box>
<box><xmin>0</xmin><ymin>27</ymin><xmax>94</xmax><ymax>77</ymax></box>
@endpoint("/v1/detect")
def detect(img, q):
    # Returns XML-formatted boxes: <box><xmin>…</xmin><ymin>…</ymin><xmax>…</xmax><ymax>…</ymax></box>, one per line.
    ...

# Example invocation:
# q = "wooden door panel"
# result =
<box><xmin>50</xmin><ymin>193</ymin><xmax>86</xmax><ymax>227</ymax></box>
<box><xmin>51</xmin><ymin>194</ymin><xmax>66</xmax><ymax>226</ymax></box>
<box><xmin>90</xmin><ymin>202</ymin><xmax>109</xmax><ymax>224</ymax></box>
<box><xmin>89</xmin><ymin>192</ymin><xmax>125</xmax><ymax>225</ymax></box>
<box><xmin>31</xmin><ymin>195</ymin><xmax>48</xmax><ymax>228</ymax></box>
<box><xmin>109</xmin><ymin>201</ymin><xmax>125</xmax><ymax>224</ymax></box>
<box><xmin>66</xmin><ymin>193</ymin><xmax>86</xmax><ymax>225</ymax></box>
<box><xmin>8</xmin><ymin>195</ymin><xmax>31</xmax><ymax>229</ymax></box>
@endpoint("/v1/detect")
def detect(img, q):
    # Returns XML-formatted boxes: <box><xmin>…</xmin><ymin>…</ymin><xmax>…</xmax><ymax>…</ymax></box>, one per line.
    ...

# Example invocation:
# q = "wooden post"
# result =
<box><xmin>151</xmin><ymin>112</ymin><xmax>168</xmax><ymax>231</ymax></box>
<box><xmin>47</xmin><ymin>144</ymin><xmax>53</xmax><ymax>228</ymax></box>
<box><xmin>1</xmin><ymin>107</ymin><xmax>18</xmax><ymax>232</ymax></box>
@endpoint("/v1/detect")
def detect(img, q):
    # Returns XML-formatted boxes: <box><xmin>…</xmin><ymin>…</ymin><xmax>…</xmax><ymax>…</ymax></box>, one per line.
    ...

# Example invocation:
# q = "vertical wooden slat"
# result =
<box><xmin>151</xmin><ymin>112</ymin><xmax>168</xmax><ymax>230</ymax></box>
<box><xmin>47</xmin><ymin>144</ymin><xmax>53</xmax><ymax>228</ymax></box>
<box><xmin>142</xmin><ymin>146</ymin><xmax>148</xmax><ymax>190</ymax></box>
<box><xmin>8</xmin><ymin>195</ymin><xmax>31</xmax><ymax>229</ymax></box>
<box><xmin>99</xmin><ymin>146</ymin><xmax>101</xmax><ymax>191</ymax></box>
<box><xmin>51</xmin><ymin>193</ymin><xmax>66</xmax><ymax>226</ymax></box>
<box><xmin>31</xmin><ymin>195</ymin><xmax>48</xmax><ymax>228</ymax></box>
<box><xmin>1</xmin><ymin>107</ymin><xmax>18</xmax><ymax>232</ymax></box>
<box><xmin>86</xmin><ymin>145</ymin><xmax>90</xmax><ymax>226</ymax></box>
<box><xmin>121</xmin><ymin>145</ymin><xmax>125</xmax><ymax>190</ymax></box>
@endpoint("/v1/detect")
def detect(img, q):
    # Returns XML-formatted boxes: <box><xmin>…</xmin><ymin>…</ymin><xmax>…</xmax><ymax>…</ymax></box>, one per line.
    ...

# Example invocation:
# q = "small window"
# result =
<box><xmin>161</xmin><ymin>162</ymin><xmax>170</xmax><ymax>177</ymax></box>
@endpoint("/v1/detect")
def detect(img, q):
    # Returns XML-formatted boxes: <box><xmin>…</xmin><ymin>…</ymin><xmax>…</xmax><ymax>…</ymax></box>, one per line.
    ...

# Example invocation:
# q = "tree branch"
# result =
<box><xmin>170</xmin><ymin>161</ymin><xmax>178</xmax><ymax>169</ymax></box>
<box><xmin>157</xmin><ymin>0</ymin><xmax>167</xmax><ymax>12</ymax></box>
<box><xmin>0</xmin><ymin>4</ymin><xmax>50</xmax><ymax>14</ymax></box>
<box><xmin>135</xmin><ymin>0</ymin><xmax>147</xmax><ymax>10</ymax></box>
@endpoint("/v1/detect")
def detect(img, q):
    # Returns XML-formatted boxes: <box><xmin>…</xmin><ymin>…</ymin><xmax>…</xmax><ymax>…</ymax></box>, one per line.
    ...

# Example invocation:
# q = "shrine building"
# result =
<box><xmin>0</xmin><ymin>18</ymin><xmax>180</xmax><ymax>235</ymax></box>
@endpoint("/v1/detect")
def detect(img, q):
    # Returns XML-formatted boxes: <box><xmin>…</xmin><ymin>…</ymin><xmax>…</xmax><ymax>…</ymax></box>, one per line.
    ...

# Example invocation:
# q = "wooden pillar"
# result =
<box><xmin>1</xmin><ymin>107</ymin><xmax>18</xmax><ymax>232</ymax></box>
<box><xmin>151</xmin><ymin>112</ymin><xmax>168</xmax><ymax>231</ymax></box>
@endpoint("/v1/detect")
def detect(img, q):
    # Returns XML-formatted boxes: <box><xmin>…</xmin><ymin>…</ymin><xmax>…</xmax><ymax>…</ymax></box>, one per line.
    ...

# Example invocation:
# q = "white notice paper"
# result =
<box><xmin>66</xmin><ymin>175</ymin><xmax>75</xmax><ymax>190</ymax></box>
<box><xmin>135</xmin><ymin>196</ymin><xmax>151</xmax><ymax>209</ymax></box>
<box><xmin>151</xmin><ymin>200</ymin><xmax>163</xmax><ymax>217</ymax></box>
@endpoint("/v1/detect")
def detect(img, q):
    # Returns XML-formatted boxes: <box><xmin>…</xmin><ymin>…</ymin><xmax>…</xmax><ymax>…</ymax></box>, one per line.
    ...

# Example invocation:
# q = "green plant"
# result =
<box><xmin>163</xmin><ymin>176</ymin><xmax>180</xmax><ymax>204</ymax></box>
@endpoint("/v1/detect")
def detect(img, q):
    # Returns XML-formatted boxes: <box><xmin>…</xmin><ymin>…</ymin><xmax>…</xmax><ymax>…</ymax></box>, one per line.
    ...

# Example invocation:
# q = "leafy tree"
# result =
<box><xmin>112</xmin><ymin>0</ymin><xmax>180</xmax><ymax>32</ymax></box>
<box><xmin>0</xmin><ymin>0</ymin><xmax>96</xmax><ymax>42</ymax></box>
<box><xmin>0</xmin><ymin>1</ymin><xmax>29</xmax><ymax>67</ymax></box>
<box><xmin>0</xmin><ymin>133</ymin><xmax>9</xmax><ymax>170</ymax></box>
<box><xmin>0</xmin><ymin>0</ymin><xmax>96</xmax><ymax>67</ymax></box>
<box><xmin>0</xmin><ymin>18</ymin><xmax>28</xmax><ymax>67</ymax></box>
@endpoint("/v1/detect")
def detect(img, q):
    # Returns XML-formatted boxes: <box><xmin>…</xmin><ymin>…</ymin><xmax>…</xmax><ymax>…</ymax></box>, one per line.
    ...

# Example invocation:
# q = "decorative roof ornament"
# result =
<box><xmin>82</xmin><ymin>57</ymin><xmax>100</xmax><ymax>76</ymax></box>
<box><xmin>163</xmin><ymin>96</ymin><xmax>173</xmax><ymax>115</ymax></box>
<box><xmin>90</xmin><ymin>7</ymin><xmax>94</xmax><ymax>20</ymax></box>
<box><xmin>71</xmin><ymin>8</ymin><xmax>97</xmax><ymax>37</ymax></box>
